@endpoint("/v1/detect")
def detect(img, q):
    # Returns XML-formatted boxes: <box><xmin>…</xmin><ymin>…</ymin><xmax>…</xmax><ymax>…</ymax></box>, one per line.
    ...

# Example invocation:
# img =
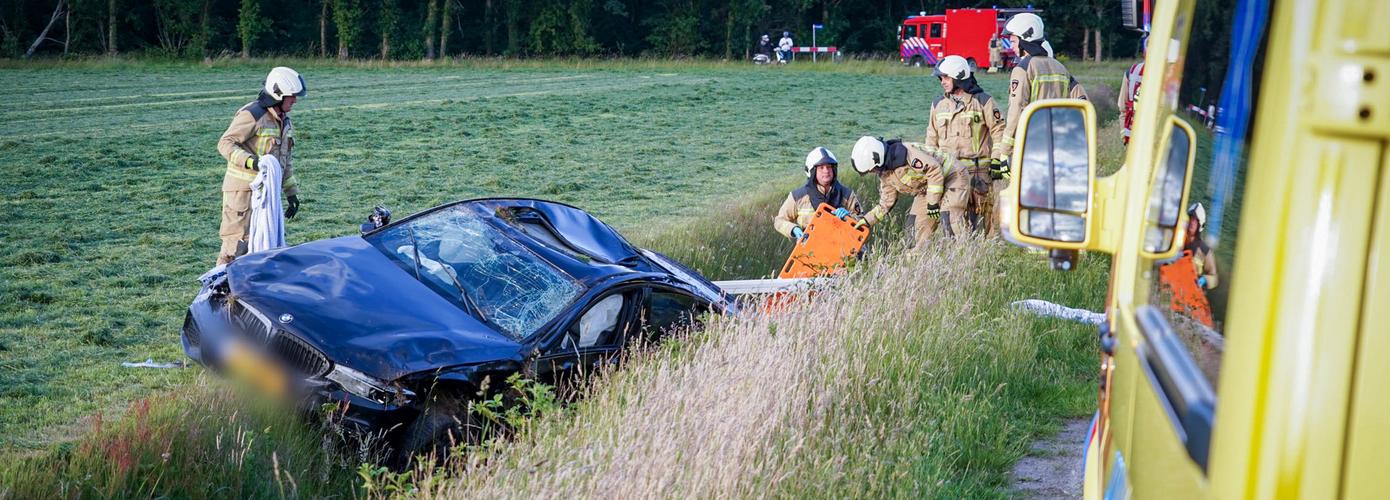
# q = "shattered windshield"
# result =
<box><xmin>366</xmin><ymin>206</ymin><xmax>584</xmax><ymax>339</ymax></box>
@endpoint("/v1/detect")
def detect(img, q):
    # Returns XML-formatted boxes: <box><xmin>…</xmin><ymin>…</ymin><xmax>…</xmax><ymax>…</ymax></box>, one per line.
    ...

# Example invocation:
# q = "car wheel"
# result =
<box><xmin>394</xmin><ymin>393</ymin><xmax>479</xmax><ymax>466</ymax></box>
<box><xmin>911</xmin><ymin>56</ymin><xmax>924</xmax><ymax>67</ymax></box>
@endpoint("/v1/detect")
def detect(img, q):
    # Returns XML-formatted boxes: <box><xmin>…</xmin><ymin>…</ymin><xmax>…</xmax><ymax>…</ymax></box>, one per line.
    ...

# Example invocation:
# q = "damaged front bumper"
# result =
<box><xmin>181</xmin><ymin>266</ymin><xmax>420</xmax><ymax>434</ymax></box>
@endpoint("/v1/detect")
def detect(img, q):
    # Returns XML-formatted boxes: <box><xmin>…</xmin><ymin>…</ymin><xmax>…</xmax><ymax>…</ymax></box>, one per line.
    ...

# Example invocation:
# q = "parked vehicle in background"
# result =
<box><xmin>898</xmin><ymin>8</ymin><xmax>1037</xmax><ymax>69</ymax></box>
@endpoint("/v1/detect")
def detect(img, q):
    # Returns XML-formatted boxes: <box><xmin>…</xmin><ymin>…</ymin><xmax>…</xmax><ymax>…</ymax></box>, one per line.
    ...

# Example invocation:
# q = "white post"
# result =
<box><xmin>811</xmin><ymin>25</ymin><xmax>816</xmax><ymax>63</ymax></box>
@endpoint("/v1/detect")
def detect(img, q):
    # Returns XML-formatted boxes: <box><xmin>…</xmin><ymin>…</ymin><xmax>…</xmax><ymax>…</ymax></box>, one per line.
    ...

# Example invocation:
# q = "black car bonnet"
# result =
<box><xmin>227</xmin><ymin>236</ymin><xmax>522</xmax><ymax>382</ymax></box>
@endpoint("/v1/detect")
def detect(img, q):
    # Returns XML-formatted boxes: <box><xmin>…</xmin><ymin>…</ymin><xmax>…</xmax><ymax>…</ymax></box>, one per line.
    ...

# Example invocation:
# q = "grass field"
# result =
<box><xmin>2</xmin><ymin>58</ymin><xmax>1127</xmax><ymax>496</ymax></box>
<box><xmin>1</xmin><ymin>59</ymin><xmax>967</xmax><ymax>450</ymax></box>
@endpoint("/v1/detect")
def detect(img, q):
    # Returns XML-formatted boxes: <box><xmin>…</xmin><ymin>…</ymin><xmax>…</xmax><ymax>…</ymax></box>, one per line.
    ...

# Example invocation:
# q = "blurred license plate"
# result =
<box><xmin>224</xmin><ymin>341</ymin><xmax>289</xmax><ymax>398</ymax></box>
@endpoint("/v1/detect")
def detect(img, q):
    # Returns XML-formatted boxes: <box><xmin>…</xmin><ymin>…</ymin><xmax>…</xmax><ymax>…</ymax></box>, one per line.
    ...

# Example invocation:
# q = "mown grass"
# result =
<box><xmin>2</xmin><ymin>60</ymin><xmax>982</xmax><ymax>450</ymax></box>
<box><xmin>2</xmin><ymin>59</ymin><xmax>1126</xmax><ymax>497</ymax></box>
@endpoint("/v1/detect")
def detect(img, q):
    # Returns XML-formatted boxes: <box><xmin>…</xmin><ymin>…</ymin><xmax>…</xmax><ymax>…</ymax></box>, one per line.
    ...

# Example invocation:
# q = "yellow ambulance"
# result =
<box><xmin>997</xmin><ymin>0</ymin><xmax>1389</xmax><ymax>496</ymax></box>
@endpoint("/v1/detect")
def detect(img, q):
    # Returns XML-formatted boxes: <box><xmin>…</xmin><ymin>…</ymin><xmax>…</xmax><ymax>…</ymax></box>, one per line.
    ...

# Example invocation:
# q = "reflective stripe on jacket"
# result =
<box><xmin>863</xmin><ymin>142</ymin><xmax>952</xmax><ymax>226</ymax></box>
<box><xmin>925</xmin><ymin>91</ymin><xmax>1005</xmax><ymax>162</ymax></box>
<box><xmin>218</xmin><ymin>100</ymin><xmax>298</xmax><ymax>195</ymax></box>
<box><xmin>772</xmin><ymin>183</ymin><xmax>864</xmax><ymax>239</ymax></box>
<box><xmin>998</xmin><ymin>55</ymin><xmax>1088</xmax><ymax>160</ymax></box>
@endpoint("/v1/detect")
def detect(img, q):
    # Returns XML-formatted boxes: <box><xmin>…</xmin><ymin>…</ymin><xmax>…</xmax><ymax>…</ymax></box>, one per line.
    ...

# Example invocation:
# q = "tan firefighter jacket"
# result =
<box><xmin>862</xmin><ymin>142</ymin><xmax>954</xmax><ymax>226</ymax></box>
<box><xmin>925</xmin><ymin>90</ymin><xmax>1005</xmax><ymax>166</ymax></box>
<box><xmin>218</xmin><ymin>100</ymin><xmax>299</xmax><ymax>196</ymax></box>
<box><xmin>997</xmin><ymin>54</ymin><xmax>1089</xmax><ymax>160</ymax></box>
<box><xmin>773</xmin><ymin>181</ymin><xmax>864</xmax><ymax>239</ymax></box>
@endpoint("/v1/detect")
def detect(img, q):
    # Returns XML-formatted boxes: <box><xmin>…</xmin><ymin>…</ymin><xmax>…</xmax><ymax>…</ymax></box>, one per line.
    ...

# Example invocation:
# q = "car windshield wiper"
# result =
<box><xmin>406</xmin><ymin>225</ymin><xmax>487</xmax><ymax>323</ymax></box>
<box><xmin>406</xmin><ymin>226</ymin><xmax>423</xmax><ymax>280</ymax></box>
<box><xmin>439</xmin><ymin>265</ymin><xmax>487</xmax><ymax>324</ymax></box>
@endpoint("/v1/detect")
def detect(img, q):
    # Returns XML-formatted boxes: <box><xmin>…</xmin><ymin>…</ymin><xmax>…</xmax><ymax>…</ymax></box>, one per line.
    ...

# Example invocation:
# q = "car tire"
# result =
<box><xmin>911</xmin><ymin>56</ymin><xmax>925</xmax><ymax>67</ymax></box>
<box><xmin>394</xmin><ymin>393</ymin><xmax>479</xmax><ymax>466</ymax></box>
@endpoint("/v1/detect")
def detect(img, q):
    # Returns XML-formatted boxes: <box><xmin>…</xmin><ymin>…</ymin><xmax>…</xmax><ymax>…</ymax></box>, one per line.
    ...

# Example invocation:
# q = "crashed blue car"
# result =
<box><xmin>181</xmin><ymin>198</ymin><xmax>731</xmax><ymax>460</ymax></box>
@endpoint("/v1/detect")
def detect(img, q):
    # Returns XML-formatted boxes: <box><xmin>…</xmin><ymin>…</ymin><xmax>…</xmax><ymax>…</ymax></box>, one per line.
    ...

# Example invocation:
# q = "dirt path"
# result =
<box><xmin>1009</xmin><ymin>417</ymin><xmax>1089</xmax><ymax>499</ymax></box>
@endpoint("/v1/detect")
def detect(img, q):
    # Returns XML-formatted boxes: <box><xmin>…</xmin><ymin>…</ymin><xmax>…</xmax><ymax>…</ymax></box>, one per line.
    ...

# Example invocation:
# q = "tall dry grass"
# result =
<box><xmin>372</xmin><ymin>238</ymin><xmax>1102</xmax><ymax>498</ymax></box>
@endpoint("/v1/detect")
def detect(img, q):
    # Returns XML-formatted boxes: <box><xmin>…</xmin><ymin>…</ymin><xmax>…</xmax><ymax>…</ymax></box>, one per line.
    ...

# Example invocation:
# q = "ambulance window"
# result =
<box><xmin>929</xmin><ymin>23</ymin><xmax>942</xmax><ymax>38</ymax></box>
<box><xmin>1142</xmin><ymin>6</ymin><xmax>1266</xmax><ymax>391</ymax></box>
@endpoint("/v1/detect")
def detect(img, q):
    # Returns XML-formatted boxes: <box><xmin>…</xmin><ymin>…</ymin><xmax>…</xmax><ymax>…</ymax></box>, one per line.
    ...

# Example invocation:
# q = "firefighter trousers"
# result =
<box><xmin>969</xmin><ymin>166</ymin><xmax>1004</xmax><ymax>237</ymax></box>
<box><xmin>907</xmin><ymin>170</ymin><xmax>972</xmax><ymax>248</ymax></box>
<box><xmin>218</xmin><ymin>189</ymin><xmax>252</xmax><ymax>265</ymax></box>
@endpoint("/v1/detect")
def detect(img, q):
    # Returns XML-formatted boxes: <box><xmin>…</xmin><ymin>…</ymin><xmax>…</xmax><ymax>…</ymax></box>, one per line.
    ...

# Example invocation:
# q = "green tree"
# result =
<box><xmin>567</xmin><ymin>0</ymin><xmax>599</xmax><ymax>55</ymax></box>
<box><xmin>644</xmin><ymin>0</ymin><xmax>703</xmax><ymax>56</ymax></box>
<box><xmin>106</xmin><ymin>0</ymin><xmax>116</xmax><ymax>55</ymax></box>
<box><xmin>725</xmin><ymin>0</ymin><xmax>764</xmax><ymax>59</ymax></box>
<box><xmin>439</xmin><ymin>0</ymin><xmax>453</xmax><ymax>57</ymax></box>
<box><xmin>503</xmin><ymin>0</ymin><xmax>523</xmax><ymax>55</ymax></box>
<box><xmin>422</xmin><ymin>0</ymin><xmax>436</xmax><ymax>59</ymax></box>
<box><xmin>236</xmin><ymin>0</ymin><xmax>266</xmax><ymax>58</ymax></box>
<box><xmin>332</xmin><ymin>0</ymin><xmax>360</xmax><ymax>59</ymax></box>
<box><xmin>379</xmin><ymin>0</ymin><xmax>398</xmax><ymax>58</ymax></box>
<box><xmin>516</xmin><ymin>0</ymin><xmax>603</xmax><ymax>55</ymax></box>
<box><xmin>152</xmin><ymin>0</ymin><xmax>201</xmax><ymax>56</ymax></box>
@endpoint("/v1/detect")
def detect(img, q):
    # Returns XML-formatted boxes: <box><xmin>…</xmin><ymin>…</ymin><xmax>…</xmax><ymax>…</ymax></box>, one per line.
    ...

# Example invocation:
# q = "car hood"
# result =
<box><xmin>227</xmin><ymin>236</ymin><xmax>523</xmax><ymax>382</ymax></box>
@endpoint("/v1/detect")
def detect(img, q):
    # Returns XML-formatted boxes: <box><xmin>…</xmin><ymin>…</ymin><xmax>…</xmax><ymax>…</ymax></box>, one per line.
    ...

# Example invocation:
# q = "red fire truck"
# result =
<box><xmin>898</xmin><ymin>8</ymin><xmax>1038</xmax><ymax>69</ymax></box>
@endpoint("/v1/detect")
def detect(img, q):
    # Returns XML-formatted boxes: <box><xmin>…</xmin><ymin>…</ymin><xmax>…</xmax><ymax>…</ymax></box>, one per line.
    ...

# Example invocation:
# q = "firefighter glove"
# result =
<box><xmin>990</xmin><ymin>158</ymin><xmax>1010</xmax><ymax>180</ymax></box>
<box><xmin>832</xmin><ymin>207</ymin><xmax>851</xmax><ymax>220</ymax></box>
<box><xmin>926</xmin><ymin>203</ymin><xmax>941</xmax><ymax>220</ymax></box>
<box><xmin>791</xmin><ymin>226</ymin><xmax>806</xmax><ymax>241</ymax></box>
<box><xmin>854</xmin><ymin>219</ymin><xmax>869</xmax><ymax>230</ymax></box>
<box><xmin>285</xmin><ymin>195</ymin><xmax>300</xmax><ymax>220</ymax></box>
<box><xmin>245</xmin><ymin>155</ymin><xmax>259</xmax><ymax>171</ymax></box>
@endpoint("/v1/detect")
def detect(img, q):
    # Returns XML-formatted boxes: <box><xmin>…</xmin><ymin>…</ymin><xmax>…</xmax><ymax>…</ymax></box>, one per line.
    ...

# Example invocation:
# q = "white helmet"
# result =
<box><xmin>264</xmin><ymin>67</ymin><xmax>307</xmax><ymax>101</ymax></box>
<box><xmin>850</xmin><ymin>136</ymin><xmax>886</xmax><ymax>174</ymax></box>
<box><xmin>1188</xmin><ymin>202</ymin><xmax>1207</xmax><ymax>227</ymax></box>
<box><xmin>803</xmin><ymin>147</ymin><xmax>838</xmax><ymax>177</ymax></box>
<box><xmin>1042</xmin><ymin>40</ymin><xmax>1055</xmax><ymax>58</ymax></box>
<box><xmin>933</xmin><ymin>55</ymin><xmax>972</xmax><ymax>80</ymax></box>
<box><xmin>1003</xmin><ymin>13</ymin><xmax>1045</xmax><ymax>42</ymax></box>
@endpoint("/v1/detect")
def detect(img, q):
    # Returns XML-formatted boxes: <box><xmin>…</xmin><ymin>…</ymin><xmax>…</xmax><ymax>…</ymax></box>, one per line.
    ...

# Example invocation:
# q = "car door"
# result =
<box><xmin>1099</xmin><ymin>0</ymin><xmax>1228</xmax><ymax>496</ymax></box>
<box><xmin>531</xmin><ymin>288</ymin><xmax>640</xmax><ymax>387</ymax></box>
<box><xmin>637</xmin><ymin>286</ymin><xmax>711</xmax><ymax>346</ymax></box>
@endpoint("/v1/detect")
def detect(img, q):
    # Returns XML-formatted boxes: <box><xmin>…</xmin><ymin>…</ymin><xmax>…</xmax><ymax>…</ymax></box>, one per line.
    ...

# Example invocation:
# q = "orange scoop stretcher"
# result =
<box><xmin>778</xmin><ymin>203</ymin><xmax>871</xmax><ymax>279</ymax></box>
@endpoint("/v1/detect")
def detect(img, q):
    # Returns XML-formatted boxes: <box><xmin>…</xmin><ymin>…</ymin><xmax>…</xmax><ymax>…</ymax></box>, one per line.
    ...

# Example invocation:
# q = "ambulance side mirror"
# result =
<box><xmin>1001</xmin><ymin>99</ymin><xmax>1098</xmax><ymax>267</ymax></box>
<box><xmin>1140</xmin><ymin>117</ymin><xmax>1198</xmax><ymax>260</ymax></box>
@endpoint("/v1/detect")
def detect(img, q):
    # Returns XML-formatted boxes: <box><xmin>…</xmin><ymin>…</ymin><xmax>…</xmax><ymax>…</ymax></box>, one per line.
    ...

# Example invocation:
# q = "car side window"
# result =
<box><xmin>561</xmin><ymin>293</ymin><xmax>626</xmax><ymax>351</ymax></box>
<box><xmin>642</xmin><ymin>290</ymin><xmax>706</xmax><ymax>340</ymax></box>
<box><xmin>930</xmin><ymin>23</ymin><xmax>942</xmax><ymax>38</ymax></box>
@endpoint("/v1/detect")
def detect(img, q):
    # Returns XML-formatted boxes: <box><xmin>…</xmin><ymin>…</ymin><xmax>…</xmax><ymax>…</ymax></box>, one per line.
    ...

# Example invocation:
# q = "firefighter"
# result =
<box><xmin>849</xmin><ymin>135</ymin><xmax>960</xmax><ymax>249</ymax></box>
<box><xmin>773</xmin><ymin>147</ymin><xmax>863</xmax><ymax>242</ymax></box>
<box><xmin>215</xmin><ymin>67</ymin><xmax>305</xmax><ymax>265</ymax></box>
<box><xmin>924</xmin><ymin>55</ymin><xmax>1005</xmax><ymax>236</ymax></box>
<box><xmin>1119</xmin><ymin>59</ymin><xmax>1145</xmax><ymax>145</ymax></box>
<box><xmin>1185</xmin><ymin>203</ymin><xmax>1220</xmax><ymax>290</ymax></box>
<box><xmin>994</xmin><ymin>13</ymin><xmax>1088</xmax><ymax>177</ymax></box>
<box><xmin>987</xmin><ymin>35</ymin><xmax>1003</xmax><ymax>73</ymax></box>
<box><xmin>1119</xmin><ymin>37</ymin><xmax>1147</xmax><ymax>145</ymax></box>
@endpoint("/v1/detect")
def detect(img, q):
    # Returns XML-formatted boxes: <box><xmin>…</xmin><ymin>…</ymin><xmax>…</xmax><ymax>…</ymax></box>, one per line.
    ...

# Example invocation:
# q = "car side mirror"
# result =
<box><xmin>1002</xmin><ymin>99</ymin><xmax>1098</xmax><ymax>267</ymax></box>
<box><xmin>1140</xmin><ymin>117</ymin><xmax>1198</xmax><ymax>260</ymax></box>
<box><xmin>360</xmin><ymin>205</ymin><xmax>392</xmax><ymax>234</ymax></box>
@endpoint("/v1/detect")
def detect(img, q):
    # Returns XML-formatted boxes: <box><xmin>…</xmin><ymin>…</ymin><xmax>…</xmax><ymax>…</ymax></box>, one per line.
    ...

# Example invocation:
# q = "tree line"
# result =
<box><xmin>3</xmin><ymin>0</ymin><xmax>1151</xmax><ymax>61</ymax></box>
